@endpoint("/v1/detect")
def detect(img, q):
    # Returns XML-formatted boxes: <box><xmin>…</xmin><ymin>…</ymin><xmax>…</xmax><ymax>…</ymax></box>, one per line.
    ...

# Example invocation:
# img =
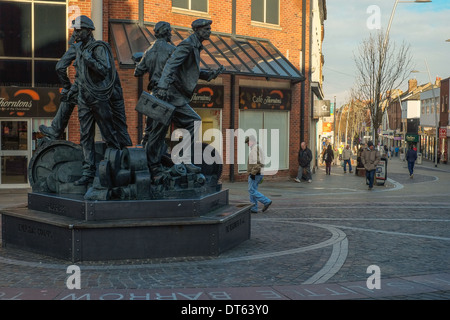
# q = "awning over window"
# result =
<box><xmin>109</xmin><ymin>20</ymin><xmax>305</xmax><ymax>82</ymax></box>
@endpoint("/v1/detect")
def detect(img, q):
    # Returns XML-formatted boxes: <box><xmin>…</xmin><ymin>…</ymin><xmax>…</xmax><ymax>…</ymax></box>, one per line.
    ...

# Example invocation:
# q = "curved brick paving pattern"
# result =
<box><xmin>1</xmin><ymin>157</ymin><xmax>450</xmax><ymax>300</ymax></box>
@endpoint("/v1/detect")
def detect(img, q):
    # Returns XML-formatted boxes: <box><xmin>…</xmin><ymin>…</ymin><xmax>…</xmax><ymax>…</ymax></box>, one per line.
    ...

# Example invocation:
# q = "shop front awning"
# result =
<box><xmin>109</xmin><ymin>20</ymin><xmax>305</xmax><ymax>82</ymax></box>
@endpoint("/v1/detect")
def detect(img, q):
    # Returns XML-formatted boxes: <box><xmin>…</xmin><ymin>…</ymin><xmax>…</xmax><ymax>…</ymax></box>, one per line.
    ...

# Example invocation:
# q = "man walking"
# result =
<box><xmin>361</xmin><ymin>141</ymin><xmax>380</xmax><ymax>190</ymax></box>
<box><xmin>342</xmin><ymin>144</ymin><xmax>353</xmax><ymax>173</ymax></box>
<box><xmin>295</xmin><ymin>142</ymin><xmax>312</xmax><ymax>183</ymax></box>
<box><xmin>246</xmin><ymin>136</ymin><xmax>272</xmax><ymax>213</ymax></box>
<box><xmin>406</xmin><ymin>145</ymin><xmax>418</xmax><ymax>178</ymax></box>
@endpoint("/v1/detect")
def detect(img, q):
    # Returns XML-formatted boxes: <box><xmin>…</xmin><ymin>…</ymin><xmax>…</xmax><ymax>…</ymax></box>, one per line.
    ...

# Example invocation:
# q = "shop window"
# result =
<box><xmin>238</xmin><ymin>110</ymin><xmax>289</xmax><ymax>173</ymax></box>
<box><xmin>1</xmin><ymin>155</ymin><xmax>28</xmax><ymax>184</ymax></box>
<box><xmin>0</xmin><ymin>1</ymin><xmax>32</xmax><ymax>57</ymax></box>
<box><xmin>0</xmin><ymin>0</ymin><xmax>66</xmax><ymax>88</ymax></box>
<box><xmin>35</xmin><ymin>60</ymin><xmax>60</xmax><ymax>87</ymax></box>
<box><xmin>251</xmin><ymin>0</ymin><xmax>280</xmax><ymax>25</ymax></box>
<box><xmin>34</xmin><ymin>4</ymin><xmax>66</xmax><ymax>58</ymax></box>
<box><xmin>196</xmin><ymin>109</ymin><xmax>222</xmax><ymax>154</ymax></box>
<box><xmin>172</xmin><ymin>0</ymin><xmax>208</xmax><ymax>13</ymax></box>
<box><xmin>0</xmin><ymin>60</ymin><xmax>32</xmax><ymax>86</ymax></box>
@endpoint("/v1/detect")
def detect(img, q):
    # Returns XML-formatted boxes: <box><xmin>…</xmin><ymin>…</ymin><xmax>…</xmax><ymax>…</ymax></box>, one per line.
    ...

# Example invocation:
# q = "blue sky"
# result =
<box><xmin>322</xmin><ymin>0</ymin><xmax>450</xmax><ymax>107</ymax></box>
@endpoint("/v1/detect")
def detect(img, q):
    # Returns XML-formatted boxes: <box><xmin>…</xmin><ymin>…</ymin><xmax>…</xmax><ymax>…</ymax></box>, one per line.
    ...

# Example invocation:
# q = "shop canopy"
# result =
<box><xmin>110</xmin><ymin>20</ymin><xmax>305</xmax><ymax>83</ymax></box>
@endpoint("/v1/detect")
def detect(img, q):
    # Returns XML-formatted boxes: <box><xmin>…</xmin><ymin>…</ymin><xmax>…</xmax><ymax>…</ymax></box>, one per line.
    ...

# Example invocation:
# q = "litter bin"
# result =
<box><xmin>375</xmin><ymin>157</ymin><xmax>388</xmax><ymax>186</ymax></box>
<box><xmin>417</xmin><ymin>153</ymin><xmax>422</xmax><ymax>165</ymax></box>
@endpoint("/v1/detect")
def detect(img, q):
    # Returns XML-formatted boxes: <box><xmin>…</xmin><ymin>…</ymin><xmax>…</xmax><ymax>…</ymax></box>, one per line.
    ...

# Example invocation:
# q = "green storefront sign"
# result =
<box><xmin>405</xmin><ymin>134</ymin><xmax>419</xmax><ymax>142</ymax></box>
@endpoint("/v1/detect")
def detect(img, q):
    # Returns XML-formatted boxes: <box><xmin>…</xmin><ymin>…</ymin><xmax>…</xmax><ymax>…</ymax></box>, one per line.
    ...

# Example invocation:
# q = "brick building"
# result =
<box><xmin>0</xmin><ymin>0</ymin><xmax>326</xmax><ymax>187</ymax></box>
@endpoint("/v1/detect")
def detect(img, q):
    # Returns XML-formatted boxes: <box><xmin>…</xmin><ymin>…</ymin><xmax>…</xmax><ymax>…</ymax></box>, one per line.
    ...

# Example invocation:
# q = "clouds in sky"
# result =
<box><xmin>322</xmin><ymin>0</ymin><xmax>450</xmax><ymax>106</ymax></box>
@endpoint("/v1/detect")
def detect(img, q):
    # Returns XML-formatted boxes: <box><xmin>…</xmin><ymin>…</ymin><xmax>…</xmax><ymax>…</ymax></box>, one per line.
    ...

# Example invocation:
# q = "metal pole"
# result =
<box><xmin>384</xmin><ymin>0</ymin><xmax>400</xmax><ymax>50</ymax></box>
<box><xmin>338</xmin><ymin>106</ymin><xmax>344</xmax><ymax>147</ymax></box>
<box><xmin>333</xmin><ymin>96</ymin><xmax>336</xmax><ymax>145</ymax></box>
<box><xmin>345</xmin><ymin>104</ymin><xmax>349</xmax><ymax>146</ymax></box>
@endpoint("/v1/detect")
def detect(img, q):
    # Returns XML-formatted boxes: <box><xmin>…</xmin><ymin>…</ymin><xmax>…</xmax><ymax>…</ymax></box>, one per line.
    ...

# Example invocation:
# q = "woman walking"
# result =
<box><xmin>323</xmin><ymin>145</ymin><xmax>335</xmax><ymax>175</ymax></box>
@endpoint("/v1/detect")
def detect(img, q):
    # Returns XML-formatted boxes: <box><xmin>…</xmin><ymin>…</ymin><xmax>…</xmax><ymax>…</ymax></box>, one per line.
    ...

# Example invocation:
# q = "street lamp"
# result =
<box><xmin>370</xmin><ymin>0</ymin><xmax>431</xmax><ymax>145</ymax></box>
<box><xmin>384</xmin><ymin>1</ymin><xmax>432</xmax><ymax>49</ymax></box>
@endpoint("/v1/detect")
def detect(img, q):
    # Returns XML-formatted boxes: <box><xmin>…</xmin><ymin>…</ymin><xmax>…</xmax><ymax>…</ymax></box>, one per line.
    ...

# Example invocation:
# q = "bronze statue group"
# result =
<box><xmin>39</xmin><ymin>15</ymin><xmax>224</xmax><ymax>187</ymax></box>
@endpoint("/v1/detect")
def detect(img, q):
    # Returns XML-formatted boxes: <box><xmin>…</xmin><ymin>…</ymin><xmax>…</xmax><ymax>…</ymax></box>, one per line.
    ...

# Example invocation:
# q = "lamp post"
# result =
<box><xmin>385</xmin><ymin>1</ymin><xmax>432</xmax><ymax>50</ymax></box>
<box><xmin>333</xmin><ymin>96</ymin><xmax>336</xmax><ymax>146</ymax></box>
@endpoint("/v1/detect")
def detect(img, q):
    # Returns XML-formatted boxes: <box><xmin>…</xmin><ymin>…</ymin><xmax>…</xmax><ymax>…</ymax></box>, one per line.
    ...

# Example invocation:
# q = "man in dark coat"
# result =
<box><xmin>361</xmin><ymin>141</ymin><xmax>381</xmax><ymax>190</ymax></box>
<box><xmin>406</xmin><ymin>145</ymin><xmax>418</xmax><ymax>178</ymax></box>
<box><xmin>295</xmin><ymin>141</ymin><xmax>313</xmax><ymax>183</ymax></box>
<box><xmin>148</xmin><ymin>19</ymin><xmax>224</xmax><ymax>179</ymax></box>
<box><xmin>134</xmin><ymin>21</ymin><xmax>175</xmax><ymax>146</ymax></box>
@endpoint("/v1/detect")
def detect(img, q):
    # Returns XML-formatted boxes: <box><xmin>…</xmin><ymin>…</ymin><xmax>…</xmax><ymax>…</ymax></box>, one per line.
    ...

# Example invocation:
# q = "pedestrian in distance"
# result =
<box><xmin>342</xmin><ymin>144</ymin><xmax>353</xmax><ymax>173</ymax></box>
<box><xmin>246</xmin><ymin>136</ymin><xmax>272</xmax><ymax>213</ymax></box>
<box><xmin>406</xmin><ymin>145</ymin><xmax>418</xmax><ymax>178</ymax></box>
<box><xmin>361</xmin><ymin>141</ymin><xmax>380</xmax><ymax>190</ymax></box>
<box><xmin>295</xmin><ymin>141</ymin><xmax>313</xmax><ymax>183</ymax></box>
<box><xmin>322</xmin><ymin>144</ymin><xmax>334</xmax><ymax>175</ymax></box>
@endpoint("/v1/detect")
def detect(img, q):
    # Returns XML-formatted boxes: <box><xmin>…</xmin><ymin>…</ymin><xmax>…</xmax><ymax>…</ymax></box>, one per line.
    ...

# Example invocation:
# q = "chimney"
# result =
<box><xmin>408</xmin><ymin>79</ymin><xmax>417</xmax><ymax>92</ymax></box>
<box><xmin>436</xmin><ymin>77</ymin><xmax>442</xmax><ymax>87</ymax></box>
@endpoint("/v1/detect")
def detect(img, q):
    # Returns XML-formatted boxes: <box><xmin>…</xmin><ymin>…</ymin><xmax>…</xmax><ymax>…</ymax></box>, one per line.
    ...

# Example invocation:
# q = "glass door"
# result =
<box><xmin>0</xmin><ymin>119</ymin><xmax>31</xmax><ymax>187</ymax></box>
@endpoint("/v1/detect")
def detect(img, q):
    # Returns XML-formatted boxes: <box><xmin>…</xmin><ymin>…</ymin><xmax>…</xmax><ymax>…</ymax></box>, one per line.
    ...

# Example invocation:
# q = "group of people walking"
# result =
<box><xmin>247</xmin><ymin>137</ymin><xmax>420</xmax><ymax>214</ymax></box>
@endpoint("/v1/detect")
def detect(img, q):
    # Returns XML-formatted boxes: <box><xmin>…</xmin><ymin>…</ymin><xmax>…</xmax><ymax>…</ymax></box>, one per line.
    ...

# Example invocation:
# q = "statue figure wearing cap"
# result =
<box><xmin>70</xmin><ymin>15</ymin><xmax>126</xmax><ymax>186</ymax></box>
<box><xmin>147</xmin><ymin>19</ymin><xmax>225</xmax><ymax>180</ymax></box>
<box><xmin>134</xmin><ymin>21</ymin><xmax>175</xmax><ymax>146</ymax></box>
<box><xmin>39</xmin><ymin>31</ymin><xmax>132</xmax><ymax>150</ymax></box>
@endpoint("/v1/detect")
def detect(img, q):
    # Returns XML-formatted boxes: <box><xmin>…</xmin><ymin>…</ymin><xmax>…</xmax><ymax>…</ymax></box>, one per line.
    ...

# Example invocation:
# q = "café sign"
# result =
<box><xmin>239</xmin><ymin>87</ymin><xmax>291</xmax><ymax>110</ymax></box>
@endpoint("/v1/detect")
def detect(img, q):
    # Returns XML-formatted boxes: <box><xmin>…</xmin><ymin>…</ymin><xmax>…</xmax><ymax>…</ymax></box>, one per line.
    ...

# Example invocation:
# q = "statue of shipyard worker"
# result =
<box><xmin>40</xmin><ymin>31</ymin><xmax>132</xmax><ymax>149</ymax></box>
<box><xmin>149</xmin><ymin>19</ymin><xmax>225</xmax><ymax>181</ymax></box>
<box><xmin>70</xmin><ymin>15</ymin><xmax>124</xmax><ymax>186</ymax></box>
<box><xmin>134</xmin><ymin>21</ymin><xmax>175</xmax><ymax>146</ymax></box>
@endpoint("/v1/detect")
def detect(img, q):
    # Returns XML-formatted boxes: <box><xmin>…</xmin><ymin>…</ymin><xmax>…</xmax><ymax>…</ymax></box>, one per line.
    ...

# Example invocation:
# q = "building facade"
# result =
<box><xmin>0</xmin><ymin>0</ymin><xmax>326</xmax><ymax>188</ymax></box>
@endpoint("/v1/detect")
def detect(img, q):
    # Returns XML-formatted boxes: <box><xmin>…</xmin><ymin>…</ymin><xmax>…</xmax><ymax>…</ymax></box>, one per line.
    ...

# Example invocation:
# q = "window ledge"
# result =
<box><xmin>172</xmin><ymin>7</ymin><xmax>211</xmax><ymax>18</ymax></box>
<box><xmin>251</xmin><ymin>21</ymin><xmax>282</xmax><ymax>31</ymax></box>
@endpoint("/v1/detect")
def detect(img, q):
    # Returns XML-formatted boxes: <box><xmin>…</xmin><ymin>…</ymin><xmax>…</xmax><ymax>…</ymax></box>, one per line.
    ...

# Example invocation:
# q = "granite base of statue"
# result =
<box><xmin>1</xmin><ymin>100</ymin><xmax>251</xmax><ymax>262</ymax></box>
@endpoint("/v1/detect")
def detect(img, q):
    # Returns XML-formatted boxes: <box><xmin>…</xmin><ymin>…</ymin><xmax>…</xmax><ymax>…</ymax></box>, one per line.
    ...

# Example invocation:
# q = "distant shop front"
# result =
<box><xmin>0</xmin><ymin>87</ymin><xmax>61</xmax><ymax>187</ymax></box>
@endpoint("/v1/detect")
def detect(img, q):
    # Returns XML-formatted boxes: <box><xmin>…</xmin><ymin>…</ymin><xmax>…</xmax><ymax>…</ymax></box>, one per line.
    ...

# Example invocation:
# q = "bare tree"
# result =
<box><xmin>354</xmin><ymin>31</ymin><xmax>413</xmax><ymax>144</ymax></box>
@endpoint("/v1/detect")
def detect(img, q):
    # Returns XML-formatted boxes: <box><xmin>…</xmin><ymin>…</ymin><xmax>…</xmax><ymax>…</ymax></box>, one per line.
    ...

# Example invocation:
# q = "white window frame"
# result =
<box><xmin>172</xmin><ymin>0</ymin><xmax>210</xmax><ymax>17</ymax></box>
<box><xmin>251</xmin><ymin>0</ymin><xmax>281</xmax><ymax>29</ymax></box>
<box><xmin>237</xmin><ymin>109</ymin><xmax>290</xmax><ymax>173</ymax></box>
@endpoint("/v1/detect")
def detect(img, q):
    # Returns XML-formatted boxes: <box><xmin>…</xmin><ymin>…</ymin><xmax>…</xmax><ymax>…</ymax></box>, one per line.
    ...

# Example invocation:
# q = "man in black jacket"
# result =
<box><xmin>295</xmin><ymin>142</ymin><xmax>313</xmax><ymax>183</ymax></box>
<box><xmin>148</xmin><ymin>19</ymin><xmax>224</xmax><ymax>179</ymax></box>
<box><xmin>406</xmin><ymin>145</ymin><xmax>418</xmax><ymax>178</ymax></box>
